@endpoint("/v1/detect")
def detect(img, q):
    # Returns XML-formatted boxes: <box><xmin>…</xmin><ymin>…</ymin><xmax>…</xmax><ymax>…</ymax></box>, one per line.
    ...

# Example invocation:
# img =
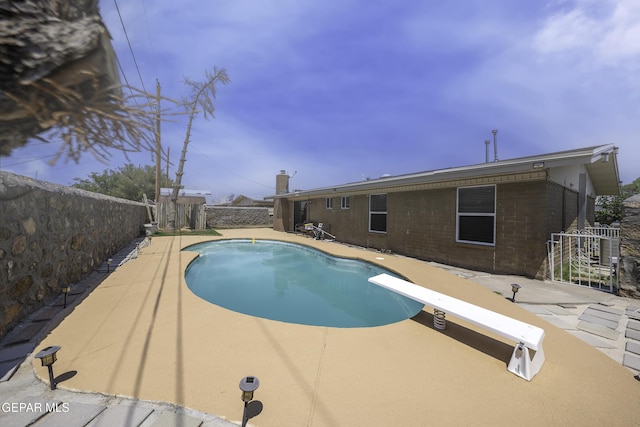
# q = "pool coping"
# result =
<box><xmin>183</xmin><ymin>238</ymin><xmax>424</xmax><ymax>328</ymax></box>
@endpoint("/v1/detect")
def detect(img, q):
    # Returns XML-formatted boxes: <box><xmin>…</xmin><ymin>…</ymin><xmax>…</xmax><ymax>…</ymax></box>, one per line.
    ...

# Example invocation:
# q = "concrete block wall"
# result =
<box><xmin>206</xmin><ymin>206</ymin><xmax>272</xmax><ymax>228</ymax></box>
<box><xmin>0</xmin><ymin>171</ymin><xmax>147</xmax><ymax>340</ymax></box>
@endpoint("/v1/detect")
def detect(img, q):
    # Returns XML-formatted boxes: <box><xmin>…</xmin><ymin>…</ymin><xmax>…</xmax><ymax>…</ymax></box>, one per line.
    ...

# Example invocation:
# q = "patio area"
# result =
<box><xmin>34</xmin><ymin>229</ymin><xmax>640</xmax><ymax>426</ymax></box>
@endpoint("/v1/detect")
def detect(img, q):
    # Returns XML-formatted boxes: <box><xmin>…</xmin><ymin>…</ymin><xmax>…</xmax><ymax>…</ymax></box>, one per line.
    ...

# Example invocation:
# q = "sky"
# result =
<box><xmin>2</xmin><ymin>0</ymin><xmax>639</xmax><ymax>202</ymax></box>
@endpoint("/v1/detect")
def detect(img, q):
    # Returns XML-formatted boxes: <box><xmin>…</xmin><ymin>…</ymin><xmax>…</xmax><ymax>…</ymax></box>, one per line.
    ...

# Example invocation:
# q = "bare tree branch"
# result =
<box><xmin>168</xmin><ymin>67</ymin><xmax>230</xmax><ymax>229</ymax></box>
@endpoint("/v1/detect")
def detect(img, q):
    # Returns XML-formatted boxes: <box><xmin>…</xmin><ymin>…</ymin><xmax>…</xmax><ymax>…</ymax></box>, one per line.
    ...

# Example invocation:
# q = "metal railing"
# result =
<box><xmin>547</xmin><ymin>227</ymin><xmax>619</xmax><ymax>293</ymax></box>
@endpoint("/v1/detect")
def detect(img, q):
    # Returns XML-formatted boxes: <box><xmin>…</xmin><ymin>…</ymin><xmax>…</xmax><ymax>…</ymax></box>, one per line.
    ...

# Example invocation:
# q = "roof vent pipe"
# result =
<box><xmin>484</xmin><ymin>140</ymin><xmax>491</xmax><ymax>163</ymax></box>
<box><xmin>492</xmin><ymin>129</ymin><xmax>499</xmax><ymax>161</ymax></box>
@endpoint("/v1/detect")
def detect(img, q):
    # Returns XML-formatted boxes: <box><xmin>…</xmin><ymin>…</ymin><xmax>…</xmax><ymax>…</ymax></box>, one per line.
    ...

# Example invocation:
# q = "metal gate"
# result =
<box><xmin>547</xmin><ymin>227</ymin><xmax>619</xmax><ymax>293</ymax></box>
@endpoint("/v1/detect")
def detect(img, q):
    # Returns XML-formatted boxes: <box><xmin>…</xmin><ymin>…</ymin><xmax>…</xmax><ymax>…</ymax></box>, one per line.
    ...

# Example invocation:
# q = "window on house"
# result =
<box><xmin>457</xmin><ymin>185</ymin><xmax>495</xmax><ymax>245</ymax></box>
<box><xmin>369</xmin><ymin>194</ymin><xmax>387</xmax><ymax>233</ymax></box>
<box><xmin>341</xmin><ymin>196</ymin><xmax>350</xmax><ymax>209</ymax></box>
<box><xmin>326</xmin><ymin>197</ymin><xmax>333</xmax><ymax>209</ymax></box>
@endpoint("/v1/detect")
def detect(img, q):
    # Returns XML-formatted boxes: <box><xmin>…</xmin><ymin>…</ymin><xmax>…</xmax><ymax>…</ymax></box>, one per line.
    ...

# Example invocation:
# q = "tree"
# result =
<box><xmin>168</xmin><ymin>67</ymin><xmax>230</xmax><ymax>229</ymax></box>
<box><xmin>73</xmin><ymin>164</ymin><xmax>174</xmax><ymax>202</ymax></box>
<box><xmin>595</xmin><ymin>177</ymin><xmax>640</xmax><ymax>224</ymax></box>
<box><xmin>0</xmin><ymin>1</ymin><xmax>157</xmax><ymax>163</ymax></box>
<box><xmin>621</xmin><ymin>178</ymin><xmax>640</xmax><ymax>198</ymax></box>
<box><xmin>595</xmin><ymin>195</ymin><xmax>623</xmax><ymax>225</ymax></box>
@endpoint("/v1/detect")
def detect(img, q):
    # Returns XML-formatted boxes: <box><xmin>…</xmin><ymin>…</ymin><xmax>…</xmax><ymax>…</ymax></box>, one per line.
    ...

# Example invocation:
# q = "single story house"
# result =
<box><xmin>269</xmin><ymin>145</ymin><xmax>620</xmax><ymax>279</ymax></box>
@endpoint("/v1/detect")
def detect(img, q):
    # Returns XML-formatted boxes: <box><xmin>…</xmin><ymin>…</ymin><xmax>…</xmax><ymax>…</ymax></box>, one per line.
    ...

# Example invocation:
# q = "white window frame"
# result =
<box><xmin>369</xmin><ymin>194</ymin><xmax>387</xmax><ymax>233</ymax></box>
<box><xmin>456</xmin><ymin>185</ymin><xmax>496</xmax><ymax>246</ymax></box>
<box><xmin>325</xmin><ymin>197</ymin><xmax>333</xmax><ymax>209</ymax></box>
<box><xmin>341</xmin><ymin>196</ymin><xmax>350</xmax><ymax>209</ymax></box>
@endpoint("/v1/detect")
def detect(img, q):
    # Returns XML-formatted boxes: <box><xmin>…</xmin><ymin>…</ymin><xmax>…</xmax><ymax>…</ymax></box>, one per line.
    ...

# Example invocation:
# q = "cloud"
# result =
<box><xmin>533</xmin><ymin>0</ymin><xmax>640</xmax><ymax>70</ymax></box>
<box><xmin>6</xmin><ymin>0</ymin><xmax>638</xmax><ymax>196</ymax></box>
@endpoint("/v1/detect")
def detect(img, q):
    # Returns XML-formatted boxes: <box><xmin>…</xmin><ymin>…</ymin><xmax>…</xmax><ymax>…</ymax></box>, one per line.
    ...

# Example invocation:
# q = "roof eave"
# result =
<box><xmin>272</xmin><ymin>144</ymin><xmax>620</xmax><ymax>199</ymax></box>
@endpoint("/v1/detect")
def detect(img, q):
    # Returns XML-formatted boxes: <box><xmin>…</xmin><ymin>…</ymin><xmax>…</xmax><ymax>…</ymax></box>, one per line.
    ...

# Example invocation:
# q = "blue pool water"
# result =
<box><xmin>184</xmin><ymin>240</ymin><xmax>424</xmax><ymax>327</ymax></box>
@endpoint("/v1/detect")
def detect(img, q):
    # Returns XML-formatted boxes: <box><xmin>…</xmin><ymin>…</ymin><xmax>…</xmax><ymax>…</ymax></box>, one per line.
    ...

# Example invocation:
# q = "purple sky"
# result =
<box><xmin>3</xmin><ymin>0</ymin><xmax>639</xmax><ymax>202</ymax></box>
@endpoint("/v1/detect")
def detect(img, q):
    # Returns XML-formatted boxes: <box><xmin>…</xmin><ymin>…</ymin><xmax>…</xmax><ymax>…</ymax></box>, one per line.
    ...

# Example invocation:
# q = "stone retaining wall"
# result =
<box><xmin>0</xmin><ymin>171</ymin><xmax>147</xmax><ymax>339</ymax></box>
<box><xmin>206</xmin><ymin>206</ymin><xmax>272</xmax><ymax>228</ymax></box>
<box><xmin>620</xmin><ymin>194</ymin><xmax>640</xmax><ymax>298</ymax></box>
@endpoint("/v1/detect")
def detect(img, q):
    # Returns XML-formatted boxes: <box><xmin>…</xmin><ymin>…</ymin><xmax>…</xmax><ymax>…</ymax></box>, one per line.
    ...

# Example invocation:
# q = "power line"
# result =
<box><xmin>114</xmin><ymin>56</ymin><xmax>139</xmax><ymax>106</ymax></box>
<box><xmin>113</xmin><ymin>0</ymin><xmax>148</xmax><ymax>95</ymax></box>
<box><xmin>3</xmin><ymin>154</ymin><xmax>59</xmax><ymax>167</ymax></box>
<box><xmin>189</xmin><ymin>142</ymin><xmax>275</xmax><ymax>191</ymax></box>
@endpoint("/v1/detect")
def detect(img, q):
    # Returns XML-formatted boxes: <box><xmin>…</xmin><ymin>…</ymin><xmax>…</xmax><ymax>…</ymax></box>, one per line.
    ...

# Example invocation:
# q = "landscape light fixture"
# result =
<box><xmin>239</xmin><ymin>376</ymin><xmax>263</xmax><ymax>427</ymax></box>
<box><xmin>106</xmin><ymin>258</ymin><xmax>113</xmax><ymax>273</ymax></box>
<box><xmin>35</xmin><ymin>346</ymin><xmax>61</xmax><ymax>390</ymax></box>
<box><xmin>61</xmin><ymin>284</ymin><xmax>71</xmax><ymax>309</ymax></box>
<box><xmin>511</xmin><ymin>283</ymin><xmax>522</xmax><ymax>302</ymax></box>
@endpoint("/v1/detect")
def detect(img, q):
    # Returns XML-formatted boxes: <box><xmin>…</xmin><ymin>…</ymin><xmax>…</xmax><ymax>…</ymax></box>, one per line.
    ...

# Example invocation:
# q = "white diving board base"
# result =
<box><xmin>368</xmin><ymin>274</ymin><xmax>545</xmax><ymax>381</ymax></box>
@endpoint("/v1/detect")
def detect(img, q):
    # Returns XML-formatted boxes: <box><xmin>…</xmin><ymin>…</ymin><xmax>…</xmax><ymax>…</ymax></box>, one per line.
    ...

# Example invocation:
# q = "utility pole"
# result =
<box><xmin>154</xmin><ymin>79</ymin><xmax>162</xmax><ymax>205</ymax></box>
<box><xmin>166</xmin><ymin>146</ymin><xmax>170</xmax><ymax>183</ymax></box>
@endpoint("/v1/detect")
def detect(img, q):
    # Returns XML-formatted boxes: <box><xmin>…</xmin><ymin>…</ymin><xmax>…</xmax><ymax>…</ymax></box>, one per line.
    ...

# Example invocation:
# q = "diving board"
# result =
<box><xmin>368</xmin><ymin>274</ymin><xmax>545</xmax><ymax>381</ymax></box>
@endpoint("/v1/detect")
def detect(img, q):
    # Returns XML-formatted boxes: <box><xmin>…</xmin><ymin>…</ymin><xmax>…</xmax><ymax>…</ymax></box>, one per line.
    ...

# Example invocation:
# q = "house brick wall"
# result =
<box><xmin>296</xmin><ymin>180</ymin><xmax>588</xmax><ymax>279</ymax></box>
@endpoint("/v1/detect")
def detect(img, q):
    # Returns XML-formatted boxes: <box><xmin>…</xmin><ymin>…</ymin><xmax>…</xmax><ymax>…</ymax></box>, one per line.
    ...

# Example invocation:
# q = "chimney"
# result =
<box><xmin>276</xmin><ymin>170</ymin><xmax>289</xmax><ymax>195</ymax></box>
<box><xmin>492</xmin><ymin>129</ymin><xmax>499</xmax><ymax>161</ymax></box>
<box><xmin>484</xmin><ymin>140</ymin><xmax>491</xmax><ymax>163</ymax></box>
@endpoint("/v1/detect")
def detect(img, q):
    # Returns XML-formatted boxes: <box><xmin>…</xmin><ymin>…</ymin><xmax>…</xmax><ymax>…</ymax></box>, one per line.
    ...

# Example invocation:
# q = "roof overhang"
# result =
<box><xmin>268</xmin><ymin>144</ymin><xmax>620</xmax><ymax>200</ymax></box>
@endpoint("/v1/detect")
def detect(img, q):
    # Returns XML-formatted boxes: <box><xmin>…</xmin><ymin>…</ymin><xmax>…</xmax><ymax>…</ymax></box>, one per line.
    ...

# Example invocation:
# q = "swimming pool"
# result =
<box><xmin>184</xmin><ymin>240</ymin><xmax>424</xmax><ymax>327</ymax></box>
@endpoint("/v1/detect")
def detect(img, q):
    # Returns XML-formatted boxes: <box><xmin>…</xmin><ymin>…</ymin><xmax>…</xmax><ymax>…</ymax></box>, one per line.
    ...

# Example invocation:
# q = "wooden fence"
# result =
<box><xmin>156</xmin><ymin>201</ymin><xmax>206</xmax><ymax>230</ymax></box>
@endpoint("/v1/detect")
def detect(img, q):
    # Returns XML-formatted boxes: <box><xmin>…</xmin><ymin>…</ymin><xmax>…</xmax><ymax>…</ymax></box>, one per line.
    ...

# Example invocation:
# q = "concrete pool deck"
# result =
<box><xmin>27</xmin><ymin>229</ymin><xmax>640</xmax><ymax>425</ymax></box>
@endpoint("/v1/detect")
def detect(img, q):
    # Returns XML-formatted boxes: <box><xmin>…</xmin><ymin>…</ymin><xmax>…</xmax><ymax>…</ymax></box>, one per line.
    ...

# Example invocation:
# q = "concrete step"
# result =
<box><xmin>627</xmin><ymin>307</ymin><xmax>640</xmax><ymax>321</ymax></box>
<box><xmin>32</xmin><ymin>403</ymin><xmax>105</xmax><ymax>427</ymax></box>
<box><xmin>86</xmin><ymin>405</ymin><xmax>154</xmax><ymax>427</ymax></box>
<box><xmin>0</xmin><ymin>397</ymin><xmax>61</xmax><ymax>427</ymax></box>
<box><xmin>589</xmin><ymin>304</ymin><xmax>623</xmax><ymax>316</ymax></box>
<box><xmin>0</xmin><ymin>342</ymin><xmax>35</xmax><ymax>364</ymax></box>
<box><xmin>31</xmin><ymin>306</ymin><xmax>62</xmax><ymax>322</ymax></box>
<box><xmin>627</xmin><ymin>319</ymin><xmax>640</xmax><ymax>332</ymax></box>
<box><xmin>3</xmin><ymin>323</ymin><xmax>46</xmax><ymax>346</ymax></box>
<box><xmin>0</xmin><ymin>342</ymin><xmax>36</xmax><ymax>382</ymax></box>
<box><xmin>544</xmin><ymin>305</ymin><xmax>575</xmax><ymax>315</ymax></box>
<box><xmin>582</xmin><ymin>307</ymin><xmax>622</xmax><ymax>322</ymax></box>
<box><xmin>626</xmin><ymin>340</ymin><xmax>640</xmax><ymax>356</ymax></box>
<box><xmin>622</xmin><ymin>353</ymin><xmax>640</xmax><ymax>372</ymax></box>
<box><xmin>149</xmin><ymin>411</ymin><xmax>203</xmax><ymax>427</ymax></box>
<box><xmin>626</xmin><ymin>328</ymin><xmax>640</xmax><ymax>341</ymax></box>
<box><xmin>577</xmin><ymin>321</ymin><xmax>620</xmax><ymax>340</ymax></box>
<box><xmin>578</xmin><ymin>312</ymin><xmax>619</xmax><ymax>330</ymax></box>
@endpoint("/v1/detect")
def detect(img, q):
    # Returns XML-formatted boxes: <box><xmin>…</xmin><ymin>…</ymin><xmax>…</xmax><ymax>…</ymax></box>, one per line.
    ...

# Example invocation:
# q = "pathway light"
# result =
<box><xmin>239</xmin><ymin>376</ymin><xmax>263</xmax><ymax>427</ymax></box>
<box><xmin>511</xmin><ymin>283</ymin><xmax>521</xmax><ymax>302</ymax></box>
<box><xmin>61</xmin><ymin>284</ymin><xmax>71</xmax><ymax>309</ymax></box>
<box><xmin>35</xmin><ymin>346</ymin><xmax>61</xmax><ymax>390</ymax></box>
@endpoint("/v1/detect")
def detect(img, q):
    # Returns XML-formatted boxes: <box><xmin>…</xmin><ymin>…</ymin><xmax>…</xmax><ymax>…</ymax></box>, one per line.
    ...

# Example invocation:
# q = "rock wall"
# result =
<box><xmin>206</xmin><ymin>206</ymin><xmax>272</xmax><ymax>228</ymax></box>
<box><xmin>0</xmin><ymin>171</ymin><xmax>147</xmax><ymax>339</ymax></box>
<box><xmin>620</xmin><ymin>194</ymin><xmax>640</xmax><ymax>298</ymax></box>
